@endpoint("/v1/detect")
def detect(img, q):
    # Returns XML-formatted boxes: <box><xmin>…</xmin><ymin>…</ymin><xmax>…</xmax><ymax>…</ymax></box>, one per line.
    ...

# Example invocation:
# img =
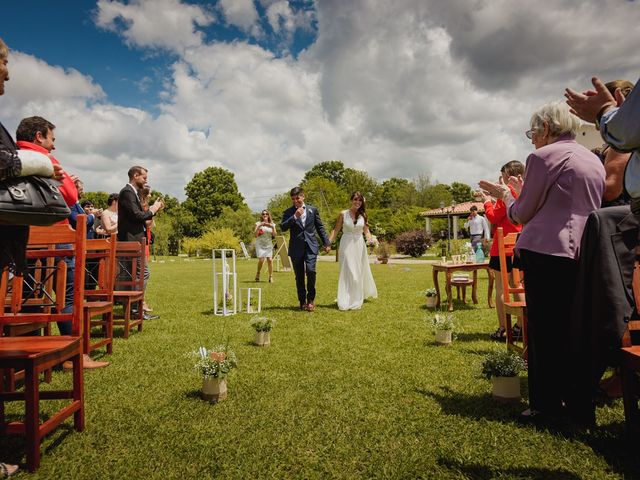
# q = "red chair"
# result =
<box><xmin>621</xmin><ymin>252</ymin><xmax>640</xmax><ymax>433</ymax></box>
<box><xmin>496</xmin><ymin>227</ymin><xmax>528</xmax><ymax>359</ymax></box>
<box><xmin>112</xmin><ymin>241</ymin><xmax>145</xmax><ymax>338</ymax></box>
<box><xmin>83</xmin><ymin>234</ymin><xmax>116</xmax><ymax>355</ymax></box>
<box><xmin>0</xmin><ymin>216</ymin><xmax>87</xmax><ymax>472</ymax></box>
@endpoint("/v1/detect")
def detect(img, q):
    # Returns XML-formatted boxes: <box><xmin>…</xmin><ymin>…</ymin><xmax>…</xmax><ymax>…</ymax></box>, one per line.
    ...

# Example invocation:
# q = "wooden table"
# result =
<box><xmin>432</xmin><ymin>261</ymin><xmax>494</xmax><ymax>311</ymax></box>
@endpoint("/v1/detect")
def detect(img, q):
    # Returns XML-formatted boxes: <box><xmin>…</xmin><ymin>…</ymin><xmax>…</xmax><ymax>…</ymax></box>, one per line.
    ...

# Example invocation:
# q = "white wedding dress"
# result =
<box><xmin>337</xmin><ymin>210</ymin><xmax>378</xmax><ymax>310</ymax></box>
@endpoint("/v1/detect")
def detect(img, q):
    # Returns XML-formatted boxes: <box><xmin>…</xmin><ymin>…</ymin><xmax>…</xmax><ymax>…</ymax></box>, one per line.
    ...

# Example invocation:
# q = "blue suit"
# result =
<box><xmin>281</xmin><ymin>204</ymin><xmax>330</xmax><ymax>306</ymax></box>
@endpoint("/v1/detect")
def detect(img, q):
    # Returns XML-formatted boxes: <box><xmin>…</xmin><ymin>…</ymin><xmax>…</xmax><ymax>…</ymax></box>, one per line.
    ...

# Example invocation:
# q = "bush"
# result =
<box><xmin>480</xmin><ymin>349</ymin><xmax>526</xmax><ymax>379</ymax></box>
<box><xmin>395</xmin><ymin>230</ymin><xmax>430</xmax><ymax>257</ymax></box>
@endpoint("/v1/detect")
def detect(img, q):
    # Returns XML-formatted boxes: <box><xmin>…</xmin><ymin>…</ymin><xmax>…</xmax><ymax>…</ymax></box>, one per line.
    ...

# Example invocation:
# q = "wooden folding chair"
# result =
<box><xmin>0</xmin><ymin>216</ymin><xmax>87</xmax><ymax>472</ymax></box>
<box><xmin>83</xmin><ymin>234</ymin><xmax>116</xmax><ymax>355</ymax></box>
<box><xmin>112</xmin><ymin>241</ymin><xmax>145</xmax><ymax>339</ymax></box>
<box><xmin>496</xmin><ymin>227</ymin><xmax>528</xmax><ymax>359</ymax></box>
<box><xmin>621</xmin><ymin>247</ymin><xmax>640</xmax><ymax>433</ymax></box>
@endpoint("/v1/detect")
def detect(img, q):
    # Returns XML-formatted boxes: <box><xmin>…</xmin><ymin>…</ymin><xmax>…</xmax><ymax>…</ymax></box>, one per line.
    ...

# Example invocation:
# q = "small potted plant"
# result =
<box><xmin>192</xmin><ymin>345</ymin><xmax>237</xmax><ymax>403</ymax></box>
<box><xmin>377</xmin><ymin>241</ymin><xmax>390</xmax><ymax>264</ymax></box>
<box><xmin>425</xmin><ymin>288</ymin><xmax>438</xmax><ymax>308</ymax></box>
<box><xmin>250</xmin><ymin>316</ymin><xmax>275</xmax><ymax>346</ymax></box>
<box><xmin>431</xmin><ymin>313</ymin><xmax>456</xmax><ymax>345</ymax></box>
<box><xmin>481</xmin><ymin>349</ymin><xmax>526</xmax><ymax>403</ymax></box>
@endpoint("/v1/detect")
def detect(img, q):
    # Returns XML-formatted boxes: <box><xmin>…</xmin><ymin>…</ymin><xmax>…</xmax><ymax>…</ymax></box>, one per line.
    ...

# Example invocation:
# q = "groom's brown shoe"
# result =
<box><xmin>306</xmin><ymin>303</ymin><xmax>315</xmax><ymax>312</ymax></box>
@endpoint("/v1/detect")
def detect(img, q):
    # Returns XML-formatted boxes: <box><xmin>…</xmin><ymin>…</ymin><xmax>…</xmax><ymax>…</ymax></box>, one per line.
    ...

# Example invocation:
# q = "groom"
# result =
<box><xmin>281</xmin><ymin>186</ymin><xmax>331</xmax><ymax>312</ymax></box>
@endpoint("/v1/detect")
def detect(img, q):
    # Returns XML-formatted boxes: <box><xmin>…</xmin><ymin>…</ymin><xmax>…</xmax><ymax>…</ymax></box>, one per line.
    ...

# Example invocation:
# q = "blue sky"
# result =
<box><xmin>2</xmin><ymin>0</ymin><xmax>316</xmax><ymax>111</ymax></box>
<box><xmin>1</xmin><ymin>1</ymin><xmax>638</xmax><ymax>208</ymax></box>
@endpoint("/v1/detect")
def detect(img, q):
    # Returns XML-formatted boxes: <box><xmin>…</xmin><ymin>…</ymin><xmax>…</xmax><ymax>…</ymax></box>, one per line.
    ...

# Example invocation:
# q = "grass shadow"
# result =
<box><xmin>437</xmin><ymin>458</ymin><xmax>583</xmax><ymax>480</ymax></box>
<box><xmin>416</xmin><ymin>386</ymin><xmax>524</xmax><ymax>424</ymax></box>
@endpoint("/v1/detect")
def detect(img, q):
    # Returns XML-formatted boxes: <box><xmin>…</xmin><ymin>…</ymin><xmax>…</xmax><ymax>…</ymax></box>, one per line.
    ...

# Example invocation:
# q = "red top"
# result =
<box><xmin>484</xmin><ymin>187</ymin><xmax>522</xmax><ymax>257</ymax></box>
<box><xmin>16</xmin><ymin>140</ymin><xmax>78</xmax><ymax>209</ymax></box>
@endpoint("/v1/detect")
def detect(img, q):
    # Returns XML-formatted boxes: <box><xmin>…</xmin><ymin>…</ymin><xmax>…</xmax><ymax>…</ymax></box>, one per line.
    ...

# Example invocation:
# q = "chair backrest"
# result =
<box><xmin>496</xmin><ymin>227</ymin><xmax>524</xmax><ymax>300</ymax></box>
<box><xmin>0</xmin><ymin>215</ymin><xmax>87</xmax><ymax>336</ymax></box>
<box><xmin>114</xmin><ymin>241</ymin><xmax>146</xmax><ymax>292</ymax></box>
<box><xmin>85</xmin><ymin>233</ymin><xmax>117</xmax><ymax>300</ymax></box>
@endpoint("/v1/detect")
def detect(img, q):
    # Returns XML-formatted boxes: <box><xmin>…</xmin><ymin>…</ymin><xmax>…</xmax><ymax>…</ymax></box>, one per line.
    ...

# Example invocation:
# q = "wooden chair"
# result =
<box><xmin>0</xmin><ymin>216</ymin><xmax>87</xmax><ymax>472</ymax></box>
<box><xmin>621</xmin><ymin>250</ymin><xmax>640</xmax><ymax>433</ymax></box>
<box><xmin>112</xmin><ymin>241</ymin><xmax>145</xmax><ymax>339</ymax></box>
<box><xmin>496</xmin><ymin>227</ymin><xmax>528</xmax><ymax>359</ymax></box>
<box><xmin>83</xmin><ymin>234</ymin><xmax>116</xmax><ymax>355</ymax></box>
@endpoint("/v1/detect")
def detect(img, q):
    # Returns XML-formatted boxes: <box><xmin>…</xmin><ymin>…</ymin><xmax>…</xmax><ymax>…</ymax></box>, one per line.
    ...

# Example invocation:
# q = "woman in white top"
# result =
<box><xmin>97</xmin><ymin>193</ymin><xmax>119</xmax><ymax>237</ymax></box>
<box><xmin>328</xmin><ymin>192</ymin><xmax>378</xmax><ymax>310</ymax></box>
<box><xmin>254</xmin><ymin>209</ymin><xmax>277</xmax><ymax>283</ymax></box>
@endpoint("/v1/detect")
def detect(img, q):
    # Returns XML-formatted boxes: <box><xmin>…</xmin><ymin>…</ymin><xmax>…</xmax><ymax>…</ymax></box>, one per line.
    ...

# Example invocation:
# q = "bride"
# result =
<box><xmin>328</xmin><ymin>191</ymin><xmax>378</xmax><ymax>310</ymax></box>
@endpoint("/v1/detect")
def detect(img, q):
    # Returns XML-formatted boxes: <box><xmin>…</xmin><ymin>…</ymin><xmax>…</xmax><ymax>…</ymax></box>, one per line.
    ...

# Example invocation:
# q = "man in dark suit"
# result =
<box><xmin>118</xmin><ymin>166</ymin><xmax>163</xmax><ymax>320</ymax></box>
<box><xmin>117</xmin><ymin>166</ymin><xmax>163</xmax><ymax>242</ymax></box>
<box><xmin>281</xmin><ymin>186</ymin><xmax>331</xmax><ymax>311</ymax></box>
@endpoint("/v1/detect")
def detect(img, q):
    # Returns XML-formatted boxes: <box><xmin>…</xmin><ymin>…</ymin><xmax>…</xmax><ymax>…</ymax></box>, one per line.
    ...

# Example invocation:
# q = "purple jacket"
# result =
<box><xmin>508</xmin><ymin>135</ymin><xmax>604</xmax><ymax>259</ymax></box>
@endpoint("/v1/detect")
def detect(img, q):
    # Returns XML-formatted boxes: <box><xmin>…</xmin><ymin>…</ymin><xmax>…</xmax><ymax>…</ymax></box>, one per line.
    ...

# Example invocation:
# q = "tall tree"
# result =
<box><xmin>183</xmin><ymin>167</ymin><xmax>245</xmax><ymax>224</ymax></box>
<box><xmin>343</xmin><ymin>168</ymin><xmax>380</xmax><ymax>206</ymax></box>
<box><xmin>449</xmin><ymin>182</ymin><xmax>475</xmax><ymax>204</ymax></box>
<box><xmin>303</xmin><ymin>160</ymin><xmax>347</xmax><ymax>186</ymax></box>
<box><xmin>421</xmin><ymin>184</ymin><xmax>453</xmax><ymax>209</ymax></box>
<box><xmin>379</xmin><ymin>177</ymin><xmax>417</xmax><ymax>209</ymax></box>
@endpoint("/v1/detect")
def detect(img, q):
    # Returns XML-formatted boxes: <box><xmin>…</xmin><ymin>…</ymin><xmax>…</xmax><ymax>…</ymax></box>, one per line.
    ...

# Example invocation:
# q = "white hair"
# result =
<box><xmin>529</xmin><ymin>100</ymin><xmax>581</xmax><ymax>139</ymax></box>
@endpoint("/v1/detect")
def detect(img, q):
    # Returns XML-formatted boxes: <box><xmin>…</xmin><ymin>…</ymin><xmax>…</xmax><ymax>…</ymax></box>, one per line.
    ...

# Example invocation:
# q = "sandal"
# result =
<box><xmin>512</xmin><ymin>325</ymin><xmax>522</xmax><ymax>340</ymax></box>
<box><xmin>255</xmin><ymin>275</ymin><xmax>260</xmax><ymax>282</ymax></box>
<box><xmin>0</xmin><ymin>463</ymin><xmax>18</xmax><ymax>477</ymax></box>
<box><xmin>490</xmin><ymin>327</ymin><xmax>506</xmax><ymax>340</ymax></box>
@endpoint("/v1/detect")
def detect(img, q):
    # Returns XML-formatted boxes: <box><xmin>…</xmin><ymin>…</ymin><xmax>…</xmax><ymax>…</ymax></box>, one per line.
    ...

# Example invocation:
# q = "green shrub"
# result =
<box><xmin>395</xmin><ymin>230</ymin><xmax>430</xmax><ymax>257</ymax></box>
<box><xmin>480</xmin><ymin>349</ymin><xmax>526</xmax><ymax>379</ymax></box>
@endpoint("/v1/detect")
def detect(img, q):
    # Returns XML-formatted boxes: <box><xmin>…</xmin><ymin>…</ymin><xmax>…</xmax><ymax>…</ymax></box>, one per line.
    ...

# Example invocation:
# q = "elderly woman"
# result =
<box><xmin>480</xmin><ymin>101</ymin><xmax>605</xmax><ymax>424</ymax></box>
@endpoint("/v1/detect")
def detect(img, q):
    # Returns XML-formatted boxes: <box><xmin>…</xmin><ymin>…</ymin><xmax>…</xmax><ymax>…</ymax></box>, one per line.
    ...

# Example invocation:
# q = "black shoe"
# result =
<box><xmin>512</xmin><ymin>325</ymin><xmax>522</xmax><ymax>340</ymax></box>
<box><xmin>300</xmin><ymin>304</ymin><xmax>307</xmax><ymax>311</ymax></box>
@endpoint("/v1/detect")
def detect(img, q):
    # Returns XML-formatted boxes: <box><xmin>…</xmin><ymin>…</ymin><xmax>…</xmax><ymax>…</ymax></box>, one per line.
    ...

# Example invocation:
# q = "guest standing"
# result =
<box><xmin>480</xmin><ymin>101</ymin><xmax>604</xmax><ymax>424</ymax></box>
<box><xmin>254</xmin><ymin>209</ymin><xmax>277</xmax><ymax>283</ymax></box>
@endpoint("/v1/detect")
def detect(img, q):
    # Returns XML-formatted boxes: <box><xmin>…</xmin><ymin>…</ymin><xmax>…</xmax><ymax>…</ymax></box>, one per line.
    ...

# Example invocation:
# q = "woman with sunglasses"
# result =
<box><xmin>255</xmin><ymin>210</ymin><xmax>277</xmax><ymax>282</ymax></box>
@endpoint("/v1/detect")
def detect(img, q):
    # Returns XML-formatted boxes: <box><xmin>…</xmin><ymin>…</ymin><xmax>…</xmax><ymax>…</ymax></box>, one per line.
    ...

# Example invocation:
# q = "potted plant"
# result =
<box><xmin>481</xmin><ymin>349</ymin><xmax>526</xmax><ymax>403</ymax></box>
<box><xmin>192</xmin><ymin>345</ymin><xmax>238</xmax><ymax>403</ymax></box>
<box><xmin>377</xmin><ymin>241</ymin><xmax>390</xmax><ymax>264</ymax></box>
<box><xmin>250</xmin><ymin>316</ymin><xmax>275</xmax><ymax>346</ymax></box>
<box><xmin>431</xmin><ymin>313</ymin><xmax>456</xmax><ymax>345</ymax></box>
<box><xmin>425</xmin><ymin>288</ymin><xmax>438</xmax><ymax>308</ymax></box>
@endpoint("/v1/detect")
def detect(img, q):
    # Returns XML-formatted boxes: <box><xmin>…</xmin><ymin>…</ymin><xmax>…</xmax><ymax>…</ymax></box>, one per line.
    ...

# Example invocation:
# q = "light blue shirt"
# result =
<box><xmin>599</xmin><ymin>78</ymin><xmax>640</xmax><ymax>198</ymax></box>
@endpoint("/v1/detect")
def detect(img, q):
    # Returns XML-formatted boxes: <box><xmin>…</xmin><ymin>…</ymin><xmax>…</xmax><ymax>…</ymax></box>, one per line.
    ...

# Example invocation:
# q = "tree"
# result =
<box><xmin>449</xmin><ymin>182</ymin><xmax>474</xmax><ymax>204</ymax></box>
<box><xmin>421</xmin><ymin>184</ymin><xmax>453</xmax><ymax>209</ymax></box>
<box><xmin>206</xmin><ymin>205</ymin><xmax>256</xmax><ymax>244</ymax></box>
<box><xmin>379</xmin><ymin>177</ymin><xmax>417</xmax><ymax>209</ymax></box>
<box><xmin>183</xmin><ymin>167</ymin><xmax>245</xmax><ymax>224</ymax></box>
<box><xmin>149</xmin><ymin>191</ymin><xmax>180</xmax><ymax>214</ymax></box>
<box><xmin>413</xmin><ymin>174</ymin><xmax>434</xmax><ymax>207</ymax></box>
<box><xmin>343</xmin><ymin>168</ymin><xmax>380</xmax><ymax>206</ymax></box>
<box><xmin>267</xmin><ymin>193</ymin><xmax>294</xmax><ymax>224</ymax></box>
<box><xmin>299</xmin><ymin>176</ymin><xmax>348</xmax><ymax>222</ymax></box>
<box><xmin>82</xmin><ymin>191</ymin><xmax>109</xmax><ymax>209</ymax></box>
<box><xmin>302</xmin><ymin>160</ymin><xmax>347</xmax><ymax>186</ymax></box>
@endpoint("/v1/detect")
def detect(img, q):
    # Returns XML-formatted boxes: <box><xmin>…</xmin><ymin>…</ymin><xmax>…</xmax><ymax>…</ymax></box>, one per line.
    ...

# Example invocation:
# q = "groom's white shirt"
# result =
<box><xmin>299</xmin><ymin>204</ymin><xmax>307</xmax><ymax>225</ymax></box>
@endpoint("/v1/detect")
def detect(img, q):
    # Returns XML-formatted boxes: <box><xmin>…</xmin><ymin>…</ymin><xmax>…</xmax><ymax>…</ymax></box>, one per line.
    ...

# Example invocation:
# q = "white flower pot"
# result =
<box><xmin>426</xmin><ymin>296</ymin><xmax>437</xmax><ymax>308</ymax></box>
<box><xmin>255</xmin><ymin>331</ymin><xmax>271</xmax><ymax>346</ymax></box>
<box><xmin>202</xmin><ymin>376</ymin><xmax>228</xmax><ymax>403</ymax></box>
<box><xmin>435</xmin><ymin>329</ymin><xmax>452</xmax><ymax>345</ymax></box>
<box><xmin>491</xmin><ymin>376</ymin><xmax>520</xmax><ymax>403</ymax></box>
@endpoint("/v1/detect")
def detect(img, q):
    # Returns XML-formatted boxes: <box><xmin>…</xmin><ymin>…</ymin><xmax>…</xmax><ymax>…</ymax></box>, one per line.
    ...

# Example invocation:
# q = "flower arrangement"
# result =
<box><xmin>481</xmin><ymin>349</ymin><xmax>526</xmax><ymax>379</ymax></box>
<box><xmin>249</xmin><ymin>316</ymin><xmax>275</xmax><ymax>332</ymax></box>
<box><xmin>431</xmin><ymin>312</ymin><xmax>455</xmax><ymax>332</ymax></box>
<box><xmin>192</xmin><ymin>345</ymin><xmax>238</xmax><ymax>379</ymax></box>
<box><xmin>367</xmin><ymin>234</ymin><xmax>379</xmax><ymax>247</ymax></box>
<box><xmin>377</xmin><ymin>241</ymin><xmax>390</xmax><ymax>259</ymax></box>
<box><xmin>425</xmin><ymin>288</ymin><xmax>437</xmax><ymax>298</ymax></box>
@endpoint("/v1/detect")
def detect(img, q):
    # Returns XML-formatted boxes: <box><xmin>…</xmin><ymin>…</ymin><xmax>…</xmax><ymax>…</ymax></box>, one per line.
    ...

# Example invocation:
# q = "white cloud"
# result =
<box><xmin>218</xmin><ymin>0</ymin><xmax>261</xmax><ymax>36</ymax></box>
<box><xmin>6</xmin><ymin>0</ymin><xmax>640</xmax><ymax>211</ymax></box>
<box><xmin>95</xmin><ymin>0</ymin><xmax>214</xmax><ymax>52</ymax></box>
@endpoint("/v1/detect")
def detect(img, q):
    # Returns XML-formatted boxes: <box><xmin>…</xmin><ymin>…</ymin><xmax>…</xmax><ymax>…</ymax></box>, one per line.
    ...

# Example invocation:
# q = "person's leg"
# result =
<box><xmin>290</xmin><ymin>256</ymin><xmax>307</xmax><ymax>307</ymax></box>
<box><xmin>267</xmin><ymin>257</ymin><xmax>273</xmax><ymax>282</ymax></box>
<box><xmin>256</xmin><ymin>258</ymin><xmax>265</xmax><ymax>280</ymax></box>
<box><xmin>305</xmin><ymin>252</ymin><xmax>318</xmax><ymax>306</ymax></box>
<box><xmin>58</xmin><ymin>246</ymin><xmax>75</xmax><ymax>336</ymax></box>
<box><xmin>520</xmin><ymin>249</ymin><xmax>577</xmax><ymax>416</ymax></box>
<box><xmin>492</xmin><ymin>268</ymin><xmax>506</xmax><ymax>335</ymax></box>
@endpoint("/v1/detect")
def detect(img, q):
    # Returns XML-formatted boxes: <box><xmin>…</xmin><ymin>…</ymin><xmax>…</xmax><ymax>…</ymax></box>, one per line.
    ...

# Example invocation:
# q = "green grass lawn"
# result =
<box><xmin>2</xmin><ymin>258</ymin><xmax>638</xmax><ymax>479</ymax></box>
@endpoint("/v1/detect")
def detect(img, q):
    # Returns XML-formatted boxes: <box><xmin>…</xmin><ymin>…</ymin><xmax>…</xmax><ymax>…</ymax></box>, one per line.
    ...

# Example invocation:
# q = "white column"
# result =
<box><xmin>452</xmin><ymin>215</ymin><xmax>459</xmax><ymax>239</ymax></box>
<box><xmin>425</xmin><ymin>217</ymin><xmax>431</xmax><ymax>235</ymax></box>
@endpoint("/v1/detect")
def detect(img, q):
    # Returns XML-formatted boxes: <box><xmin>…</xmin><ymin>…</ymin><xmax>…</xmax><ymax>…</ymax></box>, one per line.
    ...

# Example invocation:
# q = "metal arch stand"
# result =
<box><xmin>212</xmin><ymin>249</ymin><xmax>237</xmax><ymax>316</ymax></box>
